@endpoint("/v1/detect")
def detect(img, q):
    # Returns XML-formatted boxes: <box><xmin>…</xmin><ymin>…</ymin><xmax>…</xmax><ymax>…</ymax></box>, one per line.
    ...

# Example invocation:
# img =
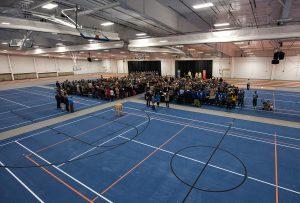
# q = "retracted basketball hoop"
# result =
<box><xmin>78</xmin><ymin>28</ymin><xmax>110</xmax><ymax>42</ymax></box>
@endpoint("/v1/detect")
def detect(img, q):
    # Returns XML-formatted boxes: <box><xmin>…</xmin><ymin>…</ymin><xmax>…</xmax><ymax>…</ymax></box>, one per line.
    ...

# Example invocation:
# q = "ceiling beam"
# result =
<box><xmin>280</xmin><ymin>0</ymin><xmax>293</xmax><ymax>20</ymax></box>
<box><xmin>129</xmin><ymin>25</ymin><xmax>300</xmax><ymax>48</ymax></box>
<box><xmin>30</xmin><ymin>0</ymin><xmax>55</xmax><ymax>10</ymax></box>
<box><xmin>77</xmin><ymin>2</ymin><xmax>120</xmax><ymax>16</ymax></box>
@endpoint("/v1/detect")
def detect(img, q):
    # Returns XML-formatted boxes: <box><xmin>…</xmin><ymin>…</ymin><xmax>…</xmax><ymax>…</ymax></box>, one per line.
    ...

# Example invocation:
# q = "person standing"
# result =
<box><xmin>155</xmin><ymin>93</ymin><xmax>161</xmax><ymax>107</ymax></box>
<box><xmin>253</xmin><ymin>91</ymin><xmax>258</xmax><ymax>109</ymax></box>
<box><xmin>145</xmin><ymin>91</ymin><xmax>151</xmax><ymax>107</ymax></box>
<box><xmin>55</xmin><ymin>93</ymin><xmax>61</xmax><ymax>109</ymax></box>
<box><xmin>247</xmin><ymin>79</ymin><xmax>251</xmax><ymax>90</ymax></box>
<box><xmin>165</xmin><ymin>92</ymin><xmax>170</xmax><ymax>108</ymax></box>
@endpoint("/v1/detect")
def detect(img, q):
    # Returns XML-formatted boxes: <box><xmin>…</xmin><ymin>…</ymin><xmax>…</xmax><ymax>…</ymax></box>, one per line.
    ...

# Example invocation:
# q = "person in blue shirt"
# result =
<box><xmin>68</xmin><ymin>97</ymin><xmax>74</xmax><ymax>113</ymax></box>
<box><xmin>155</xmin><ymin>93</ymin><xmax>161</xmax><ymax>107</ymax></box>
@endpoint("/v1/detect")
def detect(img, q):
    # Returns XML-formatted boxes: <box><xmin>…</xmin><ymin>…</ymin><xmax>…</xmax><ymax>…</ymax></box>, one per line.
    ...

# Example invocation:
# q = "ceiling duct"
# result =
<box><xmin>129</xmin><ymin>25</ymin><xmax>300</xmax><ymax>48</ymax></box>
<box><xmin>25</xmin><ymin>41</ymin><xmax>124</xmax><ymax>54</ymax></box>
<box><xmin>128</xmin><ymin>47</ymin><xmax>185</xmax><ymax>55</ymax></box>
<box><xmin>0</xmin><ymin>16</ymin><xmax>120</xmax><ymax>40</ymax></box>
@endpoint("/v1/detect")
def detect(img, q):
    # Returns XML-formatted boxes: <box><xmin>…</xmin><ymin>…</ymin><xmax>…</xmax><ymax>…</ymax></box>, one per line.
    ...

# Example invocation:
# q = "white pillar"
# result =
<box><xmin>33</xmin><ymin>56</ymin><xmax>39</xmax><ymax>79</ymax></box>
<box><xmin>7</xmin><ymin>54</ymin><xmax>14</xmax><ymax>81</ymax></box>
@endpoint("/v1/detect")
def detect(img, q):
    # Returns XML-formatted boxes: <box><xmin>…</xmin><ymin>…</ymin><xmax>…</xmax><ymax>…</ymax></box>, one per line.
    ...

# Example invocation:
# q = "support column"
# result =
<box><xmin>7</xmin><ymin>54</ymin><xmax>14</xmax><ymax>81</ymax></box>
<box><xmin>33</xmin><ymin>56</ymin><xmax>39</xmax><ymax>79</ymax></box>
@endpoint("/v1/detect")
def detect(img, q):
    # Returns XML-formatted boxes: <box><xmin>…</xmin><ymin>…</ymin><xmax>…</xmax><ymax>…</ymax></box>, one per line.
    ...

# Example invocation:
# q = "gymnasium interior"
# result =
<box><xmin>0</xmin><ymin>0</ymin><xmax>299</xmax><ymax>202</ymax></box>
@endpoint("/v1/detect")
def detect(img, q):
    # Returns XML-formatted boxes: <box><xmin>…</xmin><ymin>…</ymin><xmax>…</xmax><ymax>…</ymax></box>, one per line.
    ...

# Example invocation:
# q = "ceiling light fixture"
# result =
<box><xmin>101</xmin><ymin>22</ymin><xmax>114</xmax><ymax>26</ymax></box>
<box><xmin>214</xmin><ymin>23</ymin><xmax>230</xmax><ymax>27</ymax></box>
<box><xmin>42</xmin><ymin>3</ymin><xmax>58</xmax><ymax>10</ymax></box>
<box><xmin>160</xmin><ymin>40</ymin><xmax>168</xmax><ymax>43</ymax></box>
<box><xmin>136</xmin><ymin>33</ymin><xmax>146</xmax><ymax>36</ymax></box>
<box><xmin>188</xmin><ymin>48</ymin><xmax>195</xmax><ymax>51</ymax></box>
<box><xmin>1</xmin><ymin>22</ymin><xmax>10</xmax><ymax>25</ymax></box>
<box><xmin>1</xmin><ymin>42</ymin><xmax>8</xmax><ymax>45</ymax></box>
<box><xmin>198</xmin><ymin>51</ymin><xmax>204</xmax><ymax>53</ymax></box>
<box><xmin>234</xmin><ymin>42</ymin><xmax>245</xmax><ymax>45</ymax></box>
<box><xmin>193</xmin><ymin>2</ymin><xmax>214</xmax><ymax>9</ymax></box>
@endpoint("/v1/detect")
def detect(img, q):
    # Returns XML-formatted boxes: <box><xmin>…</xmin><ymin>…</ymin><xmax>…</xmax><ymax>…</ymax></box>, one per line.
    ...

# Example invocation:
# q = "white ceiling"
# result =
<box><xmin>0</xmin><ymin>0</ymin><xmax>299</xmax><ymax>58</ymax></box>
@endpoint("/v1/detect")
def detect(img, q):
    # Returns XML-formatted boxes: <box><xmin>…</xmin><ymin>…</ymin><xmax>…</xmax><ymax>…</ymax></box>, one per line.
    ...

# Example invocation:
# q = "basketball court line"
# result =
<box><xmin>93</xmin><ymin>124</ymin><xmax>189</xmax><ymax>201</ymax></box>
<box><xmin>17</xmin><ymin>89</ymin><xmax>100</xmax><ymax>105</ymax></box>
<box><xmin>125</xmin><ymin>107</ymin><xmax>300</xmax><ymax>141</ymax></box>
<box><xmin>25</xmin><ymin>156</ymin><xmax>93</xmax><ymax>203</ymax></box>
<box><xmin>56</xmin><ymin>119</ymin><xmax>150</xmax><ymax>168</ymax></box>
<box><xmin>0</xmin><ymin>96</ymin><xmax>30</xmax><ymax>108</ymax></box>
<box><xmin>274</xmin><ymin>132</ymin><xmax>279</xmax><ymax>203</ymax></box>
<box><xmin>123</xmin><ymin>111</ymin><xmax>300</xmax><ymax>150</ymax></box>
<box><xmin>15</xmin><ymin>141</ymin><xmax>113</xmax><ymax>203</ymax></box>
<box><xmin>0</xmin><ymin>102</ymin><xmax>56</xmax><ymax>115</ymax></box>
<box><xmin>99</xmin><ymin>128</ymin><xmax>300</xmax><ymax>196</ymax></box>
<box><xmin>0</xmin><ymin>161</ymin><xmax>45</xmax><ymax>203</ymax></box>
<box><xmin>0</xmin><ymin>109</ymin><xmax>114</xmax><ymax>147</ymax></box>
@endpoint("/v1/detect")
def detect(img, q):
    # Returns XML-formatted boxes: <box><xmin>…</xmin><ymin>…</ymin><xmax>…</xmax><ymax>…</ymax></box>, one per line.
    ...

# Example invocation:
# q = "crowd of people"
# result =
<box><xmin>56</xmin><ymin>72</ymin><xmax>273</xmax><ymax>112</ymax></box>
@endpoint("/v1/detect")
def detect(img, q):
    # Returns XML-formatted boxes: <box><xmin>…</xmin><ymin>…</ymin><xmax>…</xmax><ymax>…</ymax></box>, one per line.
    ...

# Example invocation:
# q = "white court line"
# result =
<box><xmin>0</xmin><ymin>102</ymin><xmax>56</xmax><ymax>115</ymax></box>
<box><xmin>0</xmin><ymin>109</ymin><xmax>85</xmax><ymax>131</ymax></box>
<box><xmin>15</xmin><ymin>141</ymin><xmax>113</xmax><ymax>203</ymax></box>
<box><xmin>0</xmin><ymin>109</ymin><xmax>114</xmax><ymax>147</ymax></box>
<box><xmin>57</xmin><ymin>119</ymin><xmax>150</xmax><ymax>167</ymax></box>
<box><xmin>0</xmin><ymin>160</ymin><xmax>45</xmax><ymax>202</ymax></box>
<box><xmin>125</xmin><ymin>107</ymin><xmax>300</xmax><ymax>141</ymax></box>
<box><xmin>124</xmin><ymin>111</ymin><xmax>300</xmax><ymax>150</ymax></box>
<box><xmin>16</xmin><ymin>89</ymin><xmax>93</xmax><ymax>107</ymax></box>
<box><xmin>117</xmin><ymin>135</ymin><xmax>300</xmax><ymax>196</ymax></box>
<box><xmin>0</xmin><ymin>102</ymin><xmax>56</xmax><ymax>121</ymax></box>
<box><xmin>0</xmin><ymin>96</ymin><xmax>30</xmax><ymax>108</ymax></box>
<box><xmin>19</xmin><ymin>89</ymin><xmax>100</xmax><ymax>105</ymax></box>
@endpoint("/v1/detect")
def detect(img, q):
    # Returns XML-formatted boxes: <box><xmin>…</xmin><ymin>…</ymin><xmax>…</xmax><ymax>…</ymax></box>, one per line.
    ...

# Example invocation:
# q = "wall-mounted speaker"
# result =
<box><xmin>272</xmin><ymin>59</ymin><xmax>279</xmax><ymax>64</ymax></box>
<box><xmin>273</xmin><ymin>52</ymin><xmax>279</xmax><ymax>60</ymax></box>
<box><xmin>278</xmin><ymin>51</ymin><xmax>285</xmax><ymax>60</ymax></box>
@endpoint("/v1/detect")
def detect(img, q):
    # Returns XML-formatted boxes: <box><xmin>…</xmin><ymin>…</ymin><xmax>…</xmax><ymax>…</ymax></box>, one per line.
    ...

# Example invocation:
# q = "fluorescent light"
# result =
<box><xmin>214</xmin><ymin>23</ymin><xmax>230</xmax><ymax>27</ymax></box>
<box><xmin>120</xmin><ymin>52</ymin><xmax>125</xmax><ymax>54</ymax></box>
<box><xmin>160</xmin><ymin>40</ymin><xmax>168</xmax><ymax>43</ymax></box>
<box><xmin>176</xmin><ymin>45</ymin><xmax>183</xmax><ymax>48</ymax></box>
<box><xmin>198</xmin><ymin>51</ymin><xmax>204</xmax><ymax>54</ymax></box>
<box><xmin>42</xmin><ymin>3</ymin><xmax>58</xmax><ymax>10</ymax></box>
<box><xmin>1</xmin><ymin>22</ymin><xmax>10</xmax><ymax>25</ymax></box>
<box><xmin>56</xmin><ymin>43</ymin><xmax>64</xmax><ymax>46</ymax></box>
<box><xmin>104</xmin><ymin>50</ymin><xmax>109</xmax><ymax>52</ymax></box>
<box><xmin>101</xmin><ymin>22</ymin><xmax>114</xmax><ymax>26</ymax></box>
<box><xmin>188</xmin><ymin>48</ymin><xmax>195</xmax><ymax>51</ymax></box>
<box><xmin>94</xmin><ymin>59</ymin><xmax>99</xmax><ymax>61</ymax></box>
<box><xmin>234</xmin><ymin>42</ymin><xmax>245</xmax><ymax>45</ymax></box>
<box><xmin>136</xmin><ymin>33</ymin><xmax>146</xmax><ymax>36</ymax></box>
<box><xmin>162</xmin><ymin>53</ymin><xmax>168</xmax><ymax>55</ymax></box>
<box><xmin>193</xmin><ymin>3</ymin><xmax>214</xmax><ymax>9</ymax></box>
<box><xmin>80</xmin><ymin>52</ymin><xmax>85</xmax><ymax>54</ymax></box>
<box><xmin>1</xmin><ymin>42</ymin><xmax>8</xmax><ymax>45</ymax></box>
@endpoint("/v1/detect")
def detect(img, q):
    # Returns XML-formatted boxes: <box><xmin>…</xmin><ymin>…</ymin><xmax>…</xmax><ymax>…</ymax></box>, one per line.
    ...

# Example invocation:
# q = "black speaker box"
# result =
<box><xmin>272</xmin><ymin>59</ymin><xmax>279</xmax><ymax>65</ymax></box>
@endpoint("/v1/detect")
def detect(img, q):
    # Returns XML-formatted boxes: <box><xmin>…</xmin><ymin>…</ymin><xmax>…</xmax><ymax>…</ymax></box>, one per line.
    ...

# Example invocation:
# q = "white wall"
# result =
<box><xmin>1</xmin><ymin>54</ymin><xmax>300</xmax><ymax>81</ymax></box>
<box><xmin>230</xmin><ymin>56</ymin><xmax>300</xmax><ymax>81</ymax></box>
<box><xmin>0</xmin><ymin>55</ymin><xmax>10</xmax><ymax>74</ymax></box>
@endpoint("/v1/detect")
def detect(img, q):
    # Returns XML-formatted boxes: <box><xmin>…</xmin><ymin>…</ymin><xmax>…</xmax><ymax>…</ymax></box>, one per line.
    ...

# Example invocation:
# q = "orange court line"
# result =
<box><xmin>92</xmin><ymin>125</ymin><xmax>189</xmax><ymax>201</ymax></box>
<box><xmin>26</xmin><ymin>156</ymin><xmax>94</xmax><ymax>203</ymax></box>
<box><xmin>28</xmin><ymin>116</ymin><xmax>119</xmax><ymax>156</ymax></box>
<box><xmin>274</xmin><ymin>132</ymin><xmax>279</xmax><ymax>203</ymax></box>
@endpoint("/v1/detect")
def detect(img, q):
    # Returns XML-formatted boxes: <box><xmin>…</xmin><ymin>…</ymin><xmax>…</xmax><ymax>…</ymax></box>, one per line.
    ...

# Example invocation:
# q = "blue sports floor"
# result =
<box><xmin>0</xmin><ymin>97</ymin><xmax>299</xmax><ymax>202</ymax></box>
<box><xmin>0</xmin><ymin>86</ymin><xmax>103</xmax><ymax>133</ymax></box>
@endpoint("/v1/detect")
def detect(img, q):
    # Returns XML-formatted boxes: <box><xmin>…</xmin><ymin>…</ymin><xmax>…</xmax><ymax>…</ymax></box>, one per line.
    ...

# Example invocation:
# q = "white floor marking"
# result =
<box><xmin>117</xmin><ymin>135</ymin><xmax>300</xmax><ymax>195</ymax></box>
<box><xmin>15</xmin><ymin>141</ymin><xmax>113</xmax><ymax>203</ymax></box>
<box><xmin>0</xmin><ymin>109</ymin><xmax>113</xmax><ymax>147</ymax></box>
<box><xmin>0</xmin><ymin>160</ymin><xmax>45</xmax><ymax>202</ymax></box>
<box><xmin>0</xmin><ymin>96</ymin><xmax>30</xmax><ymax>108</ymax></box>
